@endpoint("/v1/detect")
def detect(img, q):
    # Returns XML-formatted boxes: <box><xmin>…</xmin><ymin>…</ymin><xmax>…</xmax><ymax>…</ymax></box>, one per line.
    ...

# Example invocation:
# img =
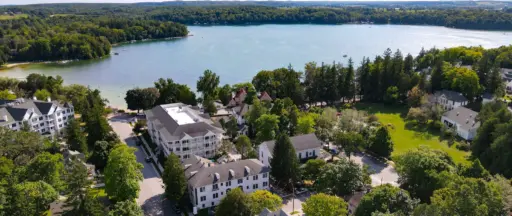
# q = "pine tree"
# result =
<box><xmin>162</xmin><ymin>153</ymin><xmax>187</xmax><ymax>202</ymax></box>
<box><xmin>430</xmin><ymin>60</ymin><xmax>444</xmax><ymax>93</ymax></box>
<box><xmin>345</xmin><ymin>58</ymin><xmax>356</xmax><ymax>102</ymax></box>
<box><xmin>270</xmin><ymin>133</ymin><xmax>301</xmax><ymax>189</ymax></box>
<box><xmin>369</xmin><ymin>127</ymin><xmax>393</xmax><ymax>158</ymax></box>
<box><xmin>66</xmin><ymin>119</ymin><xmax>88</xmax><ymax>155</ymax></box>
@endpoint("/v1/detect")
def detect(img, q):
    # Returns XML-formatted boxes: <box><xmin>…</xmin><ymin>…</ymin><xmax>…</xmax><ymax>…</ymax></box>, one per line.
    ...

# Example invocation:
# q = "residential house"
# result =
<box><xmin>441</xmin><ymin>106</ymin><xmax>480</xmax><ymax>140</ymax></box>
<box><xmin>63</xmin><ymin>149</ymin><xmax>96</xmax><ymax>180</ymax></box>
<box><xmin>0</xmin><ymin>97</ymin><xmax>74</xmax><ymax>136</ymax></box>
<box><xmin>501</xmin><ymin>68</ymin><xmax>512</xmax><ymax>82</ymax></box>
<box><xmin>183</xmin><ymin>156</ymin><xmax>270</xmax><ymax>212</ymax></box>
<box><xmin>145</xmin><ymin>103</ymin><xmax>224</xmax><ymax>159</ymax></box>
<box><xmin>433</xmin><ymin>90</ymin><xmax>468</xmax><ymax>111</ymax></box>
<box><xmin>258</xmin><ymin>133</ymin><xmax>323</xmax><ymax>166</ymax></box>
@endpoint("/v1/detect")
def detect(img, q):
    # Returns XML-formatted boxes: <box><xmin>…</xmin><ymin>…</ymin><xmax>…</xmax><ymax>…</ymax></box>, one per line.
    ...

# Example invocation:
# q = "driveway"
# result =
<box><xmin>349</xmin><ymin>152</ymin><xmax>399</xmax><ymax>187</ymax></box>
<box><xmin>109</xmin><ymin>114</ymin><xmax>175</xmax><ymax>216</ymax></box>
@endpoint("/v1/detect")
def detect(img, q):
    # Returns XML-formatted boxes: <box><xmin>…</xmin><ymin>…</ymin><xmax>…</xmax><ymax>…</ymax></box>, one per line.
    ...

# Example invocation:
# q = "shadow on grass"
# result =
<box><xmin>354</xmin><ymin>103</ymin><xmax>408</xmax><ymax>118</ymax></box>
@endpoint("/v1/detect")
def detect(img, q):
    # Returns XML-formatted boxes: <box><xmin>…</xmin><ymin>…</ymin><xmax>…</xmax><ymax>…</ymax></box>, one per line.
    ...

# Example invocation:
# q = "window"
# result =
<box><xmin>221</xmin><ymin>192</ymin><xmax>223</xmax><ymax>195</ymax></box>
<box><xmin>226</xmin><ymin>181</ymin><xmax>231</xmax><ymax>187</ymax></box>
<box><xmin>39</xmin><ymin>123</ymin><xmax>44</xmax><ymax>126</ymax></box>
<box><xmin>39</xmin><ymin>117</ymin><xmax>43</xmax><ymax>120</ymax></box>
<box><xmin>183</xmin><ymin>147</ymin><xmax>189</xmax><ymax>151</ymax></box>
<box><xmin>184</xmin><ymin>155</ymin><xmax>189</xmax><ymax>159</ymax></box>
<box><xmin>176</xmin><ymin>148</ymin><xmax>180</xmax><ymax>151</ymax></box>
<box><xmin>221</xmin><ymin>183</ymin><xmax>223</xmax><ymax>186</ymax></box>
<box><xmin>253</xmin><ymin>175</ymin><xmax>258</xmax><ymax>180</ymax></box>
<box><xmin>205</xmin><ymin>136</ymin><xmax>210</xmax><ymax>140</ymax></box>
<box><xmin>11</xmin><ymin>123</ymin><xmax>16</xmax><ymax>127</ymax></box>
<box><xmin>205</xmin><ymin>143</ymin><xmax>209</xmax><ymax>147</ymax></box>
<box><xmin>59</xmin><ymin>124</ymin><xmax>62</xmax><ymax>128</ymax></box>
<box><xmin>263</xmin><ymin>173</ymin><xmax>268</xmax><ymax>178</ymax></box>
<box><xmin>202</xmin><ymin>204</ymin><xmax>205</xmax><ymax>208</ymax></box>
<box><xmin>200</xmin><ymin>187</ymin><xmax>205</xmax><ymax>192</ymax></box>
<box><xmin>247</xmin><ymin>186</ymin><xmax>249</xmax><ymax>189</ymax></box>
<box><xmin>58</xmin><ymin>118</ymin><xmax>62</xmax><ymax>122</ymax></box>
<box><xmin>246</xmin><ymin>177</ymin><xmax>249</xmax><ymax>180</ymax></box>
<box><xmin>63</xmin><ymin>116</ymin><xmax>67</xmax><ymax>120</ymax></box>
<box><xmin>252</xmin><ymin>184</ymin><xmax>259</xmax><ymax>189</ymax></box>
<box><xmin>175</xmin><ymin>141</ymin><xmax>180</xmax><ymax>144</ymax></box>
<box><xmin>213</xmin><ymin>193</ymin><xmax>219</xmax><ymax>199</ymax></box>
<box><xmin>41</xmin><ymin>129</ymin><xmax>45</xmax><ymax>133</ymax></box>
<box><xmin>263</xmin><ymin>182</ymin><xmax>268</xmax><ymax>187</ymax></box>
<box><xmin>212</xmin><ymin>184</ymin><xmax>219</xmax><ymax>191</ymax></box>
<box><xmin>238</xmin><ymin>179</ymin><xmax>243</xmax><ymax>184</ymax></box>
<box><xmin>64</xmin><ymin>122</ymin><xmax>67</xmax><ymax>126</ymax></box>
<box><xmin>200</xmin><ymin>196</ymin><xmax>206</xmax><ymax>201</ymax></box>
<box><xmin>57</xmin><ymin>112</ymin><xmax>61</xmax><ymax>116</ymax></box>
<box><xmin>206</xmin><ymin>151</ymin><xmax>210</xmax><ymax>155</ymax></box>
<box><xmin>32</xmin><ymin>118</ymin><xmax>37</xmax><ymax>122</ymax></box>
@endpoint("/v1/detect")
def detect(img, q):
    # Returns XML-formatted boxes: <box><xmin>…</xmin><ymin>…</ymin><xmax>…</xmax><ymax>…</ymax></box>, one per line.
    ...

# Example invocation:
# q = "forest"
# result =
<box><xmin>0</xmin><ymin>16</ymin><xmax>188</xmax><ymax>65</ymax></box>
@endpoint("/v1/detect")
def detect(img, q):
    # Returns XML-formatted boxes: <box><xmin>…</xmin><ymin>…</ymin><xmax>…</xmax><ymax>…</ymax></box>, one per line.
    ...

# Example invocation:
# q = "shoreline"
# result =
<box><xmin>0</xmin><ymin>35</ymin><xmax>192</xmax><ymax>70</ymax></box>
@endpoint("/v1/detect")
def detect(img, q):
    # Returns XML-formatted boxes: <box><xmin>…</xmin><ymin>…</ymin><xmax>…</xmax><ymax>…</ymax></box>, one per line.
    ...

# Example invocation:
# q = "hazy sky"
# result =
<box><xmin>2</xmin><ymin>0</ymin><xmax>428</xmax><ymax>6</ymax></box>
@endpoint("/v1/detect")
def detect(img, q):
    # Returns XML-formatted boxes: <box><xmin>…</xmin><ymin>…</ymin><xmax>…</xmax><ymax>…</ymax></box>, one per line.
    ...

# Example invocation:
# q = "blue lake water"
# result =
<box><xmin>2</xmin><ymin>24</ymin><xmax>512</xmax><ymax>107</ymax></box>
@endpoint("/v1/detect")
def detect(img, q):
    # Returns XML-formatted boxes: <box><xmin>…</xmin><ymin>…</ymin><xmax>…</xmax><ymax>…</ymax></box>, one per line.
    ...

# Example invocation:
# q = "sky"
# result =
<box><xmin>2</xmin><ymin>0</ymin><xmax>434</xmax><ymax>6</ymax></box>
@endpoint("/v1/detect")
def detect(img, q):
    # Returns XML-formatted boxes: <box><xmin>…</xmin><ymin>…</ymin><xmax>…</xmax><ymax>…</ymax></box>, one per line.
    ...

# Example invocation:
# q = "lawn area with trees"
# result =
<box><xmin>355</xmin><ymin>103</ymin><xmax>469</xmax><ymax>164</ymax></box>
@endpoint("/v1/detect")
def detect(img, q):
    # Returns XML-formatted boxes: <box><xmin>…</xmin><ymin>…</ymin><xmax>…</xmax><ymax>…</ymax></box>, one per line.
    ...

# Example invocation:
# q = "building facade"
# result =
<box><xmin>441</xmin><ymin>106</ymin><xmax>480</xmax><ymax>140</ymax></box>
<box><xmin>145</xmin><ymin>103</ymin><xmax>224</xmax><ymax>159</ymax></box>
<box><xmin>0</xmin><ymin>98</ymin><xmax>74</xmax><ymax>136</ymax></box>
<box><xmin>433</xmin><ymin>90</ymin><xmax>468</xmax><ymax>111</ymax></box>
<box><xmin>258</xmin><ymin>133</ymin><xmax>323</xmax><ymax>166</ymax></box>
<box><xmin>182</xmin><ymin>156</ymin><xmax>270</xmax><ymax>212</ymax></box>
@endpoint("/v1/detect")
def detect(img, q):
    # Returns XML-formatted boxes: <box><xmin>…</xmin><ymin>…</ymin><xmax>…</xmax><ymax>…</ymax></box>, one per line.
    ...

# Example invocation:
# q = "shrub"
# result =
<box><xmin>368</xmin><ymin>114</ymin><xmax>379</xmax><ymax>123</ymax></box>
<box><xmin>429</xmin><ymin>120</ymin><xmax>443</xmax><ymax>130</ymax></box>
<box><xmin>456</xmin><ymin>142</ymin><xmax>470</xmax><ymax>151</ymax></box>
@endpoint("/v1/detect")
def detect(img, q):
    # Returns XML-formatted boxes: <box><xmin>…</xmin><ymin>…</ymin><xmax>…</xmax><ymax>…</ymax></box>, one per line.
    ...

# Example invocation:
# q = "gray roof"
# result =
<box><xmin>185</xmin><ymin>159</ymin><xmax>269</xmax><ymax>188</ymax></box>
<box><xmin>0</xmin><ymin>98</ymin><xmax>72</xmax><ymax>125</ymax></box>
<box><xmin>259</xmin><ymin>208</ymin><xmax>289</xmax><ymax>216</ymax></box>
<box><xmin>145</xmin><ymin>103</ymin><xmax>224</xmax><ymax>140</ymax></box>
<box><xmin>261</xmin><ymin>133</ymin><xmax>322</xmax><ymax>153</ymax></box>
<box><xmin>443</xmin><ymin>106</ymin><xmax>480</xmax><ymax>130</ymax></box>
<box><xmin>434</xmin><ymin>90</ymin><xmax>468</xmax><ymax>102</ymax></box>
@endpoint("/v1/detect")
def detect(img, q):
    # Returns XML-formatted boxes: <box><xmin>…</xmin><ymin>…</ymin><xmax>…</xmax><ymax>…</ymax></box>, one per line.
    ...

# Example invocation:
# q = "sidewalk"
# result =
<box><xmin>138</xmin><ymin>135</ymin><xmax>164</xmax><ymax>175</ymax></box>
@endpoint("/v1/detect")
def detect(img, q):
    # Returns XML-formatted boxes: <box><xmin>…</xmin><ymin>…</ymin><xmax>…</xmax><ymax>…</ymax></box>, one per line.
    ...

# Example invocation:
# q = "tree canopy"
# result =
<box><xmin>104</xmin><ymin>145</ymin><xmax>144</xmax><ymax>202</ymax></box>
<box><xmin>302</xmin><ymin>193</ymin><xmax>348</xmax><ymax>216</ymax></box>
<box><xmin>162</xmin><ymin>153</ymin><xmax>187</xmax><ymax>202</ymax></box>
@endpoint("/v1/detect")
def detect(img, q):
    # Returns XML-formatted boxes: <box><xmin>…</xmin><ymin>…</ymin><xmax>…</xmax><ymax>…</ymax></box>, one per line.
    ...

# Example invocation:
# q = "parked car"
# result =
<box><xmin>145</xmin><ymin>157</ymin><xmax>152</xmax><ymax>163</ymax></box>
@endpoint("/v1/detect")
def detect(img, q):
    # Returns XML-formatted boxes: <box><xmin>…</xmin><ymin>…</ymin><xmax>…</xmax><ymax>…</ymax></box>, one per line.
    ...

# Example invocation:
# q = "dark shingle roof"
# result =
<box><xmin>186</xmin><ymin>159</ymin><xmax>269</xmax><ymax>188</ymax></box>
<box><xmin>261</xmin><ymin>133</ymin><xmax>322</xmax><ymax>153</ymax></box>
<box><xmin>33</xmin><ymin>101</ymin><xmax>54</xmax><ymax>115</ymax></box>
<box><xmin>434</xmin><ymin>90</ymin><xmax>468</xmax><ymax>102</ymax></box>
<box><xmin>5</xmin><ymin>107</ymin><xmax>28</xmax><ymax>121</ymax></box>
<box><xmin>443</xmin><ymin>106</ymin><xmax>480</xmax><ymax>130</ymax></box>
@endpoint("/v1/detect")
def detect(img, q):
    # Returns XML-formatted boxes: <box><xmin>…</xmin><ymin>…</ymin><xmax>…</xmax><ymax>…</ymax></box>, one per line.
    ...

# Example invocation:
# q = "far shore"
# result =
<box><xmin>0</xmin><ymin>35</ymin><xmax>192</xmax><ymax>71</ymax></box>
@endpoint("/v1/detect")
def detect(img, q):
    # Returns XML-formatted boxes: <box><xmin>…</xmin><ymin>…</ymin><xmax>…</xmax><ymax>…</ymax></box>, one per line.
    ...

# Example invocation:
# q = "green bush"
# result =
<box><xmin>456</xmin><ymin>142</ymin><xmax>470</xmax><ymax>151</ymax></box>
<box><xmin>429</xmin><ymin>120</ymin><xmax>443</xmax><ymax>130</ymax></box>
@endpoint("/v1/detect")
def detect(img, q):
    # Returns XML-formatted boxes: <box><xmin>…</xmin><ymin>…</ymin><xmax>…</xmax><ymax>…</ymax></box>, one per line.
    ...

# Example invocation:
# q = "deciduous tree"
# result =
<box><xmin>355</xmin><ymin>184</ymin><xmax>417</xmax><ymax>216</ymax></box>
<box><xmin>216</xmin><ymin>188</ymin><xmax>252</xmax><ymax>216</ymax></box>
<box><xmin>197</xmin><ymin>69</ymin><xmax>220</xmax><ymax>100</ymax></box>
<box><xmin>302</xmin><ymin>159</ymin><xmax>326</xmax><ymax>181</ymax></box>
<box><xmin>9</xmin><ymin>181</ymin><xmax>58</xmax><ymax>216</ymax></box>
<box><xmin>248</xmin><ymin>190</ymin><xmax>282</xmax><ymax>215</ymax></box>
<box><xmin>108</xmin><ymin>200</ymin><xmax>143</xmax><ymax>216</ymax></box>
<box><xmin>26</xmin><ymin>152</ymin><xmax>65</xmax><ymax>191</ymax></box>
<box><xmin>162</xmin><ymin>153</ymin><xmax>187</xmax><ymax>202</ymax></box>
<box><xmin>235</xmin><ymin>135</ymin><xmax>253</xmax><ymax>159</ymax></box>
<box><xmin>302</xmin><ymin>193</ymin><xmax>348</xmax><ymax>216</ymax></box>
<box><xmin>315</xmin><ymin>157</ymin><xmax>369</xmax><ymax>197</ymax></box>
<box><xmin>66</xmin><ymin>119</ymin><xmax>88</xmax><ymax>155</ymax></box>
<box><xmin>104</xmin><ymin>145</ymin><xmax>143</xmax><ymax>202</ymax></box>
<box><xmin>369</xmin><ymin>127</ymin><xmax>393</xmax><ymax>158</ymax></box>
<box><xmin>255</xmin><ymin>114</ymin><xmax>279</xmax><ymax>143</ymax></box>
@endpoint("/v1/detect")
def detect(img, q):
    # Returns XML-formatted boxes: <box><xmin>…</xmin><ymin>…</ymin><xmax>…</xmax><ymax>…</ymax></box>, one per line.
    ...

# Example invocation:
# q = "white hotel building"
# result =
<box><xmin>182</xmin><ymin>156</ymin><xmax>270</xmax><ymax>212</ymax></box>
<box><xmin>145</xmin><ymin>103</ymin><xmax>224</xmax><ymax>159</ymax></box>
<box><xmin>0</xmin><ymin>98</ymin><xmax>75</xmax><ymax>136</ymax></box>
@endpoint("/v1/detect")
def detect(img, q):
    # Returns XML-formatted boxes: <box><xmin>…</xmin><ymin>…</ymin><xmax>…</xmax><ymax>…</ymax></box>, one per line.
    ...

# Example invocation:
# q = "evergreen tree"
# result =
<box><xmin>63</xmin><ymin>158</ymin><xmax>95</xmax><ymax>216</ymax></box>
<box><xmin>369</xmin><ymin>127</ymin><xmax>393</xmax><ymax>158</ymax></box>
<box><xmin>345</xmin><ymin>58</ymin><xmax>356</xmax><ymax>102</ymax></box>
<box><xmin>66</xmin><ymin>119</ymin><xmax>88</xmax><ymax>155</ymax></box>
<box><xmin>162</xmin><ymin>153</ymin><xmax>187</xmax><ymax>202</ymax></box>
<box><xmin>430</xmin><ymin>60</ymin><xmax>444</xmax><ymax>93</ymax></box>
<box><xmin>270</xmin><ymin>133</ymin><xmax>301</xmax><ymax>188</ymax></box>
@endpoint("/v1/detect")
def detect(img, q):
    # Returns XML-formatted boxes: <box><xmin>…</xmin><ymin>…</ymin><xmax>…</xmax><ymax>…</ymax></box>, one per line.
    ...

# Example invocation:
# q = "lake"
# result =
<box><xmin>2</xmin><ymin>24</ymin><xmax>512</xmax><ymax>108</ymax></box>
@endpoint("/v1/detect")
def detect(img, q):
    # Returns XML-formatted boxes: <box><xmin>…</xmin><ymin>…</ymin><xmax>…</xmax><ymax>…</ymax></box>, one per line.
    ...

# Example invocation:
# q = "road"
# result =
<box><xmin>109</xmin><ymin>114</ymin><xmax>174</xmax><ymax>216</ymax></box>
<box><xmin>349</xmin><ymin>152</ymin><xmax>399</xmax><ymax>187</ymax></box>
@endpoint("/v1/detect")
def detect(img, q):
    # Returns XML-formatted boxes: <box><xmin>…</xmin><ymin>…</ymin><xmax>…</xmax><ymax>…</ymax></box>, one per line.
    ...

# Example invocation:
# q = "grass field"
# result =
<box><xmin>355</xmin><ymin>103</ymin><xmax>470</xmax><ymax>164</ymax></box>
<box><xmin>0</xmin><ymin>14</ymin><xmax>28</xmax><ymax>20</ymax></box>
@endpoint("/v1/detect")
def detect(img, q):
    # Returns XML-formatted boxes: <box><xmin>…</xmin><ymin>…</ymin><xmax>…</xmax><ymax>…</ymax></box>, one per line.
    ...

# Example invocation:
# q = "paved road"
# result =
<box><xmin>349</xmin><ymin>152</ymin><xmax>399</xmax><ymax>187</ymax></box>
<box><xmin>109</xmin><ymin>114</ymin><xmax>174</xmax><ymax>216</ymax></box>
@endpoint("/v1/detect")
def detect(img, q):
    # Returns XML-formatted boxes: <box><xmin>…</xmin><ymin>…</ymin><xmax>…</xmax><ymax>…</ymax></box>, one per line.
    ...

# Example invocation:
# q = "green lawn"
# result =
<box><xmin>90</xmin><ymin>187</ymin><xmax>107</xmax><ymax>198</ymax></box>
<box><xmin>355</xmin><ymin>103</ymin><xmax>469</xmax><ymax>164</ymax></box>
<box><xmin>0</xmin><ymin>14</ymin><xmax>28</xmax><ymax>20</ymax></box>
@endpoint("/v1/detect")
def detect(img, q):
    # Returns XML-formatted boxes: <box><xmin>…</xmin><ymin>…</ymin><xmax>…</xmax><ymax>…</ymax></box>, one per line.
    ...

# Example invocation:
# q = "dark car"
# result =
<box><xmin>145</xmin><ymin>157</ymin><xmax>152</xmax><ymax>163</ymax></box>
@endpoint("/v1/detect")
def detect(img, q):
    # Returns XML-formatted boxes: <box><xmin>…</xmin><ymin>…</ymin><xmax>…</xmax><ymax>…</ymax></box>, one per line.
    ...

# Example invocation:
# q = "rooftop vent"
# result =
<box><xmin>466</xmin><ymin>119</ymin><xmax>469</xmax><ymax>123</ymax></box>
<box><xmin>214</xmin><ymin>172</ymin><xmax>220</xmax><ymax>181</ymax></box>
<box><xmin>47</xmin><ymin>97</ymin><xmax>51</xmax><ymax>102</ymax></box>
<box><xmin>2</xmin><ymin>115</ymin><xmax>7</xmax><ymax>122</ymax></box>
<box><xmin>190</xmin><ymin>171</ymin><xmax>198</xmax><ymax>176</ymax></box>
<box><xmin>184</xmin><ymin>164</ymin><xmax>192</xmax><ymax>169</ymax></box>
<box><xmin>456</xmin><ymin>112</ymin><xmax>460</xmax><ymax>116</ymax></box>
<box><xmin>229</xmin><ymin>169</ymin><xmax>235</xmax><ymax>178</ymax></box>
<box><xmin>33</xmin><ymin>96</ymin><xmax>37</xmax><ymax>101</ymax></box>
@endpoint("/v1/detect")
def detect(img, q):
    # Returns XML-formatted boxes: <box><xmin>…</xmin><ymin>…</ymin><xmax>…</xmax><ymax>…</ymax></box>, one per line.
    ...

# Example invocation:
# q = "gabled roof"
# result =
<box><xmin>443</xmin><ymin>106</ymin><xmax>480</xmax><ymax>131</ymax></box>
<box><xmin>186</xmin><ymin>159</ymin><xmax>269</xmax><ymax>188</ymax></box>
<box><xmin>434</xmin><ymin>90</ymin><xmax>468</xmax><ymax>102</ymax></box>
<box><xmin>259</xmin><ymin>92</ymin><xmax>272</xmax><ymax>102</ymax></box>
<box><xmin>260</xmin><ymin>133</ymin><xmax>322</xmax><ymax>153</ymax></box>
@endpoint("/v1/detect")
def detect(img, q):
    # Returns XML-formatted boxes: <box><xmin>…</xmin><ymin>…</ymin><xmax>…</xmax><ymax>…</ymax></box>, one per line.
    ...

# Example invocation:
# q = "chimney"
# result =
<box><xmin>214</xmin><ymin>172</ymin><xmax>220</xmax><ymax>181</ymax></box>
<box><xmin>33</xmin><ymin>96</ymin><xmax>37</xmax><ymax>101</ymax></box>
<box><xmin>190</xmin><ymin>171</ymin><xmax>198</xmax><ymax>176</ymax></box>
<box><xmin>47</xmin><ymin>97</ymin><xmax>51</xmax><ymax>102</ymax></box>
<box><xmin>456</xmin><ymin>112</ymin><xmax>459</xmax><ymax>116</ymax></box>
<box><xmin>229</xmin><ymin>169</ymin><xmax>235</xmax><ymax>178</ymax></box>
<box><xmin>466</xmin><ymin>119</ymin><xmax>469</xmax><ymax>123</ymax></box>
<box><xmin>3</xmin><ymin>115</ymin><xmax>7</xmax><ymax>122</ymax></box>
<box><xmin>184</xmin><ymin>164</ymin><xmax>192</xmax><ymax>169</ymax></box>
